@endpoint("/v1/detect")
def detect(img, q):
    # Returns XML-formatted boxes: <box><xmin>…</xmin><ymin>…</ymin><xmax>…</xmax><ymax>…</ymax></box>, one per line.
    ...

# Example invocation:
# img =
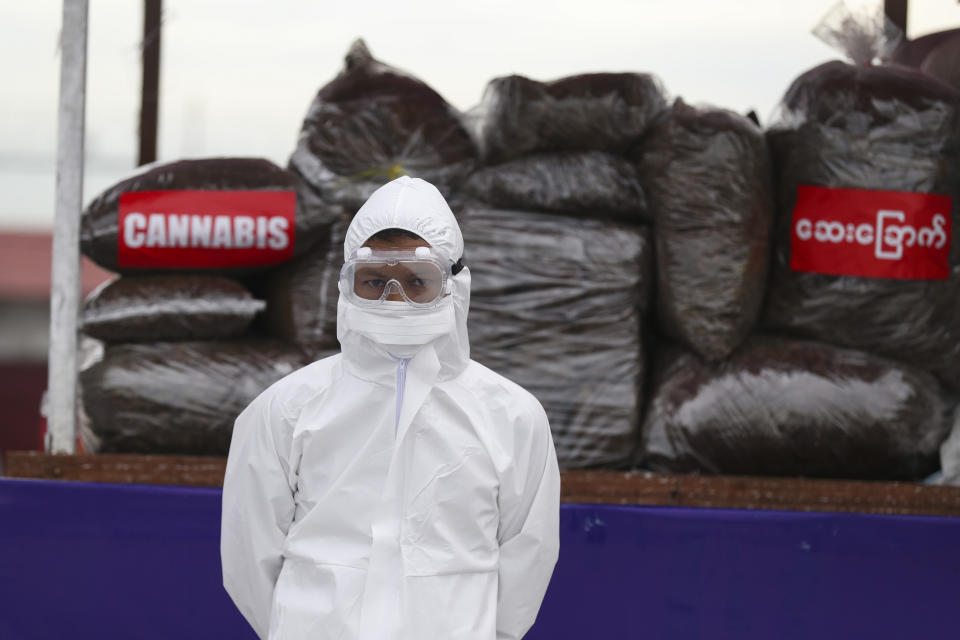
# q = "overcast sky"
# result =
<box><xmin>2</xmin><ymin>0</ymin><xmax>958</xmax><ymax>230</ymax></box>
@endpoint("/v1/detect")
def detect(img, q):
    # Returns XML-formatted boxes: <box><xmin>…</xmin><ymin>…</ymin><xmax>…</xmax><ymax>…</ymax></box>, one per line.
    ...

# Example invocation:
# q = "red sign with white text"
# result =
<box><xmin>117</xmin><ymin>190</ymin><xmax>296</xmax><ymax>269</ymax></box>
<box><xmin>789</xmin><ymin>185</ymin><xmax>952</xmax><ymax>280</ymax></box>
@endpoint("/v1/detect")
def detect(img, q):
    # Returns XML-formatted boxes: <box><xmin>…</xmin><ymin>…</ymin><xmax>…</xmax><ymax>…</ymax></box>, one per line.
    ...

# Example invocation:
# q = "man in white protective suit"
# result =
<box><xmin>221</xmin><ymin>176</ymin><xmax>561</xmax><ymax>640</ymax></box>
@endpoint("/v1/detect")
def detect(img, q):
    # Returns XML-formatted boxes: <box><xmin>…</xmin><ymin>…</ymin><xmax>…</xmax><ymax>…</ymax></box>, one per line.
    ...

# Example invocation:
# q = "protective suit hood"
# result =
<box><xmin>337</xmin><ymin>176</ymin><xmax>470</xmax><ymax>382</ymax></box>
<box><xmin>343</xmin><ymin>175</ymin><xmax>463</xmax><ymax>264</ymax></box>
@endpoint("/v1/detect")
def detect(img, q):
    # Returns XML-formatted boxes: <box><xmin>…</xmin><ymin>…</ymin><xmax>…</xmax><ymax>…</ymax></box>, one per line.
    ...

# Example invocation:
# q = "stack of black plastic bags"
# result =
<box><xmin>76</xmin><ymin>37</ymin><xmax>960</xmax><ymax>482</ymax></box>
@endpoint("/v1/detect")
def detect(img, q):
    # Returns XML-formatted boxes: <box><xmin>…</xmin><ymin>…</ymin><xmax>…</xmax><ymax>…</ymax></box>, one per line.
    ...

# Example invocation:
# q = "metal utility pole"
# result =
<box><xmin>885</xmin><ymin>0</ymin><xmax>908</xmax><ymax>35</ymax></box>
<box><xmin>138</xmin><ymin>0</ymin><xmax>162</xmax><ymax>166</ymax></box>
<box><xmin>47</xmin><ymin>0</ymin><xmax>89</xmax><ymax>454</ymax></box>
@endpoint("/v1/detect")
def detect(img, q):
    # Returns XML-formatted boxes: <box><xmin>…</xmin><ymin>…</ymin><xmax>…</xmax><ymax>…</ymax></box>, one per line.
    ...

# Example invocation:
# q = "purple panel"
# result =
<box><xmin>526</xmin><ymin>504</ymin><xmax>960</xmax><ymax>639</ymax></box>
<box><xmin>1</xmin><ymin>479</ymin><xmax>958</xmax><ymax>639</ymax></box>
<box><xmin>0</xmin><ymin>478</ymin><xmax>255</xmax><ymax>640</ymax></box>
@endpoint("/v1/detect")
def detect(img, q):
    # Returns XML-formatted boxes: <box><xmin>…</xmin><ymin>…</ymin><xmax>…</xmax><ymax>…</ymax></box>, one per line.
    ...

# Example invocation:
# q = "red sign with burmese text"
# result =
<box><xmin>790</xmin><ymin>185</ymin><xmax>952</xmax><ymax>280</ymax></box>
<box><xmin>117</xmin><ymin>190</ymin><xmax>295</xmax><ymax>269</ymax></box>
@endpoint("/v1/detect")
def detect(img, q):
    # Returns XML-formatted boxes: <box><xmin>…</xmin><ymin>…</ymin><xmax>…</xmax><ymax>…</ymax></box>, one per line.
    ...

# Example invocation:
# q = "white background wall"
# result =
<box><xmin>1</xmin><ymin>0</ymin><xmax>958</xmax><ymax>230</ymax></box>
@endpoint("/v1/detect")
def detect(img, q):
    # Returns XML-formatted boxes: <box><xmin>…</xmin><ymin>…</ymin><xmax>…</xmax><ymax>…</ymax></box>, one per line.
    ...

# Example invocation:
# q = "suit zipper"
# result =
<box><xmin>395</xmin><ymin>358</ymin><xmax>408</xmax><ymax>436</ymax></box>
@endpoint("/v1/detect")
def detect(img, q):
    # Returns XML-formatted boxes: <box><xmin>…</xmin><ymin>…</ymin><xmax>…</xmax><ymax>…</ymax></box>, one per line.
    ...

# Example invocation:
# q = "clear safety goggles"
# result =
<box><xmin>339</xmin><ymin>246</ymin><xmax>456</xmax><ymax>308</ymax></box>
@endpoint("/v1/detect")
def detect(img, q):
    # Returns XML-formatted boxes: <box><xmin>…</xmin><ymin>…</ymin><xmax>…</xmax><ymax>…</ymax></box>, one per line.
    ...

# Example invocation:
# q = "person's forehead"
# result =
<box><xmin>361</xmin><ymin>235</ymin><xmax>432</xmax><ymax>251</ymax></box>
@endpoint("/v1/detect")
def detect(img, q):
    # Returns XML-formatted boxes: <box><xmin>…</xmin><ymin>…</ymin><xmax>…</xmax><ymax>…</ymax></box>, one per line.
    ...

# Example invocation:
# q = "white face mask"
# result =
<box><xmin>342</xmin><ymin>298</ymin><xmax>456</xmax><ymax>358</ymax></box>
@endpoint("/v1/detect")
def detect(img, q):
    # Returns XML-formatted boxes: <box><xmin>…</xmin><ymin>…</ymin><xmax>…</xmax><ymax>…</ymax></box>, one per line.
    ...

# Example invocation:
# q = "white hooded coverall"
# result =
<box><xmin>221</xmin><ymin>177</ymin><xmax>561</xmax><ymax>640</ymax></box>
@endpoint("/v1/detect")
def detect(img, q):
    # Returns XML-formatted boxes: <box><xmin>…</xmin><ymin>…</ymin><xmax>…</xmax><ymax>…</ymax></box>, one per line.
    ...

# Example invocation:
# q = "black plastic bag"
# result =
<box><xmin>762</xmin><ymin>59</ymin><xmax>960</xmax><ymax>388</ymax></box>
<box><xmin>640</xmin><ymin>336</ymin><xmax>948</xmax><ymax>480</ymax></box>
<box><xmin>459</xmin><ymin>203</ymin><xmax>652</xmax><ymax>469</ymax></box>
<box><xmin>938</xmin><ymin>406</ymin><xmax>960</xmax><ymax>486</ymax></box>
<box><xmin>261</xmin><ymin>216</ymin><xmax>349</xmax><ymax>357</ymax></box>
<box><xmin>638</xmin><ymin>98</ymin><xmax>773</xmax><ymax>361</ymax></box>
<box><xmin>919</xmin><ymin>33</ymin><xmax>960</xmax><ymax>91</ymax></box>
<box><xmin>80</xmin><ymin>157</ymin><xmax>325</xmax><ymax>273</ymax></box>
<box><xmin>289</xmin><ymin>39</ymin><xmax>476</xmax><ymax>211</ymax></box>
<box><xmin>892</xmin><ymin>28</ymin><xmax>960</xmax><ymax>91</ymax></box>
<box><xmin>463</xmin><ymin>151</ymin><xmax>648</xmax><ymax>221</ymax></box>
<box><xmin>80</xmin><ymin>340</ymin><xmax>318</xmax><ymax>455</ymax></box>
<box><xmin>468</xmin><ymin>72</ymin><xmax>667</xmax><ymax>163</ymax></box>
<box><xmin>82</xmin><ymin>275</ymin><xmax>265</xmax><ymax>343</ymax></box>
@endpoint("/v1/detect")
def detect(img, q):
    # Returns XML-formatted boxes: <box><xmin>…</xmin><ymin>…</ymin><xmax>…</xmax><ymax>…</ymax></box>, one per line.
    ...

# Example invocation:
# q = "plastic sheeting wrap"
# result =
<box><xmin>469</xmin><ymin>72</ymin><xmax>667</xmax><ymax>163</ymax></box>
<box><xmin>79</xmin><ymin>157</ymin><xmax>319</xmax><ymax>273</ymax></box>
<box><xmin>82</xmin><ymin>275</ymin><xmax>265</xmax><ymax>343</ymax></box>
<box><xmin>289</xmin><ymin>39</ymin><xmax>476</xmax><ymax>210</ymax></box>
<box><xmin>459</xmin><ymin>203</ymin><xmax>652</xmax><ymax>469</ymax></box>
<box><xmin>639</xmin><ymin>99</ymin><xmax>773</xmax><ymax>361</ymax></box>
<box><xmin>640</xmin><ymin>336</ymin><xmax>948</xmax><ymax>480</ymax></box>
<box><xmin>762</xmin><ymin>61</ymin><xmax>960</xmax><ymax>388</ymax></box>
<box><xmin>463</xmin><ymin>151</ymin><xmax>649</xmax><ymax>220</ymax></box>
<box><xmin>261</xmin><ymin>216</ymin><xmax>349</xmax><ymax>357</ymax></box>
<box><xmin>80</xmin><ymin>341</ymin><xmax>317</xmax><ymax>455</ymax></box>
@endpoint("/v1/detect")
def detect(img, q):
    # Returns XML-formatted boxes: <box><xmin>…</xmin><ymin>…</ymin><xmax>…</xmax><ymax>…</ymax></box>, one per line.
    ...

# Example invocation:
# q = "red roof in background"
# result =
<box><xmin>0</xmin><ymin>232</ymin><xmax>115</xmax><ymax>300</ymax></box>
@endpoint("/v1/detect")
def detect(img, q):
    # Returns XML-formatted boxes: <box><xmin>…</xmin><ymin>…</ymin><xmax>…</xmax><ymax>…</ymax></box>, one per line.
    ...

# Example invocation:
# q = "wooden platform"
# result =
<box><xmin>6</xmin><ymin>451</ymin><xmax>960</xmax><ymax>517</ymax></box>
<box><xmin>561</xmin><ymin>470</ymin><xmax>960</xmax><ymax>516</ymax></box>
<box><xmin>4</xmin><ymin>452</ymin><xmax>227</xmax><ymax>488</ymax></box>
